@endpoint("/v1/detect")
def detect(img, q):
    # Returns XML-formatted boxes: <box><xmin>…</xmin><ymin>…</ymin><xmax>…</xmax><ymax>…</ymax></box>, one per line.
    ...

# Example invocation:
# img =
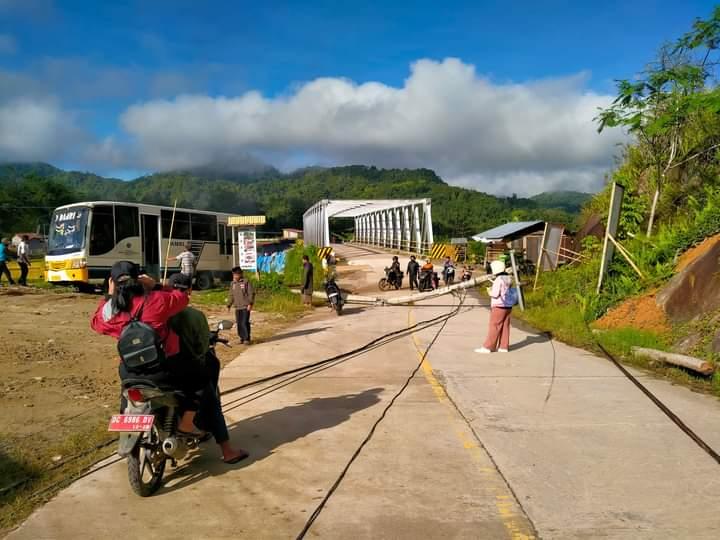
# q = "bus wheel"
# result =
<box><xmin>195</xmin><ymin>272</ymin><xmax>213</xmax><ymax>290</ymax></box>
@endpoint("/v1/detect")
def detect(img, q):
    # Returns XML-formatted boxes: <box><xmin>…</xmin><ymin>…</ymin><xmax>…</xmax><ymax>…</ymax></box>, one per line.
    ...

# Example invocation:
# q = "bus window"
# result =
<box><xmin>191</xmin><ymin>213</ymin><xmax>217</xmax><ymax>241</ymax></box>
<box><xmin>218</xmin><ymin>224</ymin><xmax>226</xmax><ymax>254</ymax></box>
<box><xmin>225</xmin><ymin>225</ymin><xmax>232</xmax><ymax>254</ymax></box>
<box><xmin>89</xmin><ymin>205</ymin><xmax>115</xmax><ymax>255</ymax></box>
<box><xmin>48</xmin><ymin>207</ymin><xmax>89</xmax><ymax>255</ymax></box>
<box><xmin>161</xmin><ymin>210</ymin><xmax>191</xmax><ymax>239</ymax></box>
<box><xmin>115</xmin><ymin>205</ymin><xmax>139</xmax><ymax>242</ymax></box>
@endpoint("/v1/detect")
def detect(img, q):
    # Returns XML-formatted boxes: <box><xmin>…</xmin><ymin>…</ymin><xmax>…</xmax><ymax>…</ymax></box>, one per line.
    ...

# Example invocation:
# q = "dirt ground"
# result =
<box><xmin>593</xmin><ymin>290</ymin><xmax>671</xmax><ymax>333</ymax></box>
<box><xmin>0</xmin><ymin>285</ymin><xmax>307</xmax><ymax>533</ymax></box>
<box><xmin>675</xmin><ymin>232</ymin><xmax>720</xmax><ymax>272</ymax></box>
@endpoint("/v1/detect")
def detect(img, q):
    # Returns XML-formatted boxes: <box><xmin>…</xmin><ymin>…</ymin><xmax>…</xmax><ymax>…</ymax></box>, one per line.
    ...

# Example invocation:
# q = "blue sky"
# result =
<box><xmin>0</xmin><ymin>0</ymin><xmax>717</xmax><ymax>194</ymax></box>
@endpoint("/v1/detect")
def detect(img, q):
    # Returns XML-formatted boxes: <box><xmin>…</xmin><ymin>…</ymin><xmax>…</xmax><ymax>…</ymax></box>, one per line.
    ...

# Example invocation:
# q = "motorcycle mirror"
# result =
<box><xmin>218</xmin><ymin>320</ymin><xmax>234</xmax><ymax>330</ymax></box>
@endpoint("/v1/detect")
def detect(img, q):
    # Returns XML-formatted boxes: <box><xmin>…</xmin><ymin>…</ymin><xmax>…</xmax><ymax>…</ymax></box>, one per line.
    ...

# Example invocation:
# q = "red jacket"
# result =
<box><xmin>90</xmin><ymin>288</ymin><xmax>189</xmax><ymax>358</ymax></box>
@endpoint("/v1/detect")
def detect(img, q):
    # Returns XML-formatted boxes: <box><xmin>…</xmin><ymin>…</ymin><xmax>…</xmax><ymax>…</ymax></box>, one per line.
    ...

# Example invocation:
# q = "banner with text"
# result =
<box><xmin>237</xmin><ymin>229</ymin><xmax>258</xmax><ymax>271</ymax></box>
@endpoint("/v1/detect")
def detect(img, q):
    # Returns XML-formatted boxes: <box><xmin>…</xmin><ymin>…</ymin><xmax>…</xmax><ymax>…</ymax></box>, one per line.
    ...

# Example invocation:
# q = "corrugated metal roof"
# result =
<box><xmin>472</xmin><ymin>221</ymin><xmax>544</xmax><ymax>242</ymax></box>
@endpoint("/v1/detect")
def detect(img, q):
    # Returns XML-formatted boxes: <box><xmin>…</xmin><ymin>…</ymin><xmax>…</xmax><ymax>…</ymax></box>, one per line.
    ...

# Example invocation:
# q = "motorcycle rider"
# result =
<box><xmin>91</xmin><ymin>261</ymin><xmax>200</xmax><ymax>435</ymax></box>
<box><xmin>167</xmin><ymin>273</ymin><xmax>248</xmax><ymax>464</ymax></box>
<box><xmin>420</xmin><ymin>259</ymin><xmax>435</xmax><ymax>290</ymax></box>
<box><xmin>407</xmin><ymin>255</ymin><xmax>420</xmax><ymax>290</ymax></box>
<box><xmin>442</xmin><ymin>256</ymin><xmax>456</xmax><ymax>285</ymax></box>
<box><xmin>389</xmin><ymin>256</ymin><xmax>402</xmax><ymax>288</ymax></box>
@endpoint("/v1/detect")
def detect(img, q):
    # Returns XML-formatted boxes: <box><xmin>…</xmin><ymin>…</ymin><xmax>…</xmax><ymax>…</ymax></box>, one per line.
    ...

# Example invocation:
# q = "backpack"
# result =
<box><xmin>117</xmin><ymin>299</ymin><xmax>165</xmax><ymax>373</ymax></box>
<box><xmin>503</xmin><ymin>286</ymin><xmax>519</xmax><ymax>307</ymax></box>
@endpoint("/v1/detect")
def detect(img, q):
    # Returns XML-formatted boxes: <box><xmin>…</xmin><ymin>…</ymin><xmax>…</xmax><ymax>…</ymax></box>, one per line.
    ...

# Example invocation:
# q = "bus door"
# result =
<box><xmin>141</xmin><ymin>214</ymin><xmax>160</xmax><ymax>279</ymax></box>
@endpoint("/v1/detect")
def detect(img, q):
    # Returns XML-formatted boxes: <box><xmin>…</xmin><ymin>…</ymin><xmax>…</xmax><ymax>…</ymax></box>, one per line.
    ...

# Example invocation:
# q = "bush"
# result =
<box><xmin>281</xmin><ymin>242</ymin><xmax>324</xmax><ymax>289</ymax></box>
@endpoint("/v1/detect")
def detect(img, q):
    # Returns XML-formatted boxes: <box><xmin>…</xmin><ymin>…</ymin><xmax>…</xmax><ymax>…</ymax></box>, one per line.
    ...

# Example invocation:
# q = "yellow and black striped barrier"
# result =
<box><xmin>429</xmin><ymin>244</ymin><xmax>458</xmax><ymax>260</ymax></box>
<box><xmin>317</xmin><ymin>247</ymin><xmax>334</xmax><ymax>259</ymax></box>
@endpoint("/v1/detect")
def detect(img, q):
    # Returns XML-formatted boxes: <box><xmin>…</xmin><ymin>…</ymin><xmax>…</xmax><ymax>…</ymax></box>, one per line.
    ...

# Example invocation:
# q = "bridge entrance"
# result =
<box><xmin>302</xmin><ymin>199</ymin><xmax>434</xmax><ymax>255</ymax></box>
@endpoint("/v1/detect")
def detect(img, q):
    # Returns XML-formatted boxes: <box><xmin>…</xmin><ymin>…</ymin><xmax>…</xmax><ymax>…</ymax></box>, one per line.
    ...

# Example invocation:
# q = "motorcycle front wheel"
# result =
<box><xmin>127</xmin><ymin>427</ymin><xmax>166</xmax><ymax>497</ymax></box>
<box><xmin>378</xmin><ymin>278</ymin><xmax>391</xmax><ymax>291</ymax></box>
<box><xmin>334</xmin><ymin>300</ymin><xmax>343</xmax><ymax>316</ymax></box>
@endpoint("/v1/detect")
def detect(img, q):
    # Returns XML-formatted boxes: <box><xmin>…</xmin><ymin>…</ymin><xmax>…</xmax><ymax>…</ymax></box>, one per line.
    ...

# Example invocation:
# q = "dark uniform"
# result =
<box><xmin>407</xmin><ymin>258</ymin><xmax>420</xmax><ymax>290</ymax></box>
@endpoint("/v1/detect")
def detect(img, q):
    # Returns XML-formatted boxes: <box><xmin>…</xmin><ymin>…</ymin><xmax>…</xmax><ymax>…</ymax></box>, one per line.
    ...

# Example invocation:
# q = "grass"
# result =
<box><xmin>192</xmin><ymin>286</ymin><xmax>311</xmax><ymax>317</ymax></box>
<box><xmin>515</xmin><ymin>293</ymin><xmax>720</xmax><ymax>398</ymax></box>
<box><xmin>1</xmin><ymin>420</ymin><xmax>115</xmax><ymax>535</ymax></box>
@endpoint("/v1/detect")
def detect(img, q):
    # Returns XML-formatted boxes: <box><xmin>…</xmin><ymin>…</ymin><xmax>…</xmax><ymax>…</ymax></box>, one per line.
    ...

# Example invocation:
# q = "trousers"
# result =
<box><xmin>235</xmin><ymin>308</ymin><xmax>251</xmax><ymax>341</ymax></box>
<box><xmin>409</xmin><ymin>271</ymin><xmax>419</xmax><ymax>290</ymax></box>
<box><xmin>0</xmin><ymin>262</ymin><xmax>14</xmax><ymax>284</ymax></box>
<box><xmin>483</xmin><ymin>307</ymin><xmax>512</xmax><ymax>351</ymax></box>
<box><xmin>18</xmin><ymin>262</ymin><xmax>29</xmax><ymax>285</ymax></box>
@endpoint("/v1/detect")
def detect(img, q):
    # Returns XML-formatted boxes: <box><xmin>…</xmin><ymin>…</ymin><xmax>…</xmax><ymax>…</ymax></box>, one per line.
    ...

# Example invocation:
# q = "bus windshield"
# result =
<box><xmin>48</xmin><ymin>207</ymin><xmax>89</xmax><ymax>255</ymax></box>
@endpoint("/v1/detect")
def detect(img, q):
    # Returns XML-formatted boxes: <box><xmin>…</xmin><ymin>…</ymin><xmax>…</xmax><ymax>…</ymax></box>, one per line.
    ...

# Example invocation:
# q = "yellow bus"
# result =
<box><xmin>45</xmin><ymin>201</ymin><xmax>236</xmax><ymax>290</ymax></box>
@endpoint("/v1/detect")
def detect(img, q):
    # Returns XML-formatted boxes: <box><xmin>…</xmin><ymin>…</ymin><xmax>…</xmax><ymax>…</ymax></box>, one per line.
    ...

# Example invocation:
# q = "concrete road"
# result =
<box><xmin>7</xmin><ymin>244</ymin><xmax>720</xmax><ymax>539</ymax></box>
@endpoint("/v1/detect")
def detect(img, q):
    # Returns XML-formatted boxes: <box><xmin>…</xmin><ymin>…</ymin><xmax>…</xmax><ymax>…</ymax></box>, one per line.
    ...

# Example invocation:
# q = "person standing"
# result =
<box><xmin>301</xmin><ymin>255</ymin><xmax>314</xmax><ymax>307</ymax></box>
<box><xmin>168</xmin><ymin>242</ymin><xmax>196</xmax><ymax>278</ymax></box>
<box><xmin>17</xmin><ymin>235</ymin><xmax>31</xmax><ymax>286</ymax></box>
<box><xmin>227</xmin><ymin>267</ymin><xmax>255</xmax><ymax>344</ymax></box>
<box><xmin>407</xmin><ymin>255</ymin><xmax>420</xmax><ymax>290</ymax></box>
<box><xmin>0</xmin><ymin>238</ymin><xmax>15</xmax><ymax>286</ymax></box>
<box><xmin>475</xmin><ymin>261</ymin><xmax>516</xmax><ymax>354</ymax></box>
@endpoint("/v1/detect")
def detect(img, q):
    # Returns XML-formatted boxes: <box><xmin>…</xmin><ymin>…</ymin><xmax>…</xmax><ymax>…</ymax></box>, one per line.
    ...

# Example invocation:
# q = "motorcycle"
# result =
<box><xmin>108</xmin><ymin>320</ymin><xmax>233</xmax><ymax>497</ymax></box>
<box><xmin>324</xmin><ymin>277</ymin><xmax>344</xmax><ymax>315</ymax></box>
<box><xmin>418</xmin><ymin>269</ymin><xmax>439</xmax><ymax>292</ymax></box>
<box><xmin>461</xmin><ymin>267</ymin><xmax>473</xmax><ymax>282</ymax></box>
<box><xmin>378</xmin><ymin>267</ymin><xmax>403</xmax><ymax>291</ymax></box>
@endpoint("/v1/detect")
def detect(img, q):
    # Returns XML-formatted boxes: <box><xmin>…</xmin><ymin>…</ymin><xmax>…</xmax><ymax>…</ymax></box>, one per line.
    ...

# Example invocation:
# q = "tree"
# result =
<box><xmin>596</xmin><ymin>7</ymin><xmax>720</xmax><ymax>235</ymax></box>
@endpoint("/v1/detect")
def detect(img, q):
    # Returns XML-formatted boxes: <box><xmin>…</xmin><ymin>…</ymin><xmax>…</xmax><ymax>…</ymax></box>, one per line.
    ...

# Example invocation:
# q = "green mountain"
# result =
<box><xmin>530</xmin><ymin>191</ymin><xmax>592</xmax><ymax>214</ymax></box>
<box><xmin>0</xmin><ymin>162</ymin><xmax>583</xmax><ymax>236</ymax></box>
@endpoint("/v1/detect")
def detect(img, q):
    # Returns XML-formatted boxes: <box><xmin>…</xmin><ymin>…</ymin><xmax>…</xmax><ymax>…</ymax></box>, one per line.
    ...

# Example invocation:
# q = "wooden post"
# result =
<box><xmin>631</xmin><ymin>347</ymin><xmax>714</xmax><ymax>376</ymax></box>
<box><xmin>607</xmin><ymin>235</ymin><xmax>644</xmax><ymax>279</ymax></box>
<box><xmin>162</xmin><ymin>199</ymin><xmax>178</xmax><ymax>285</ymax></box>
<box><xmin>509</xmin><ymin>250</ymin><xmax>525</xmax><ymax>311</ymax></box>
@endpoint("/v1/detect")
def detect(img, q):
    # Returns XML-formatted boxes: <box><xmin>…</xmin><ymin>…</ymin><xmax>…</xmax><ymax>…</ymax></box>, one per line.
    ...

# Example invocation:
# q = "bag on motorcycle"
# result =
<box><xmin>117</xmin><ymin>299</ymin><xmax>165</xmax><ymax>373</ymax></box>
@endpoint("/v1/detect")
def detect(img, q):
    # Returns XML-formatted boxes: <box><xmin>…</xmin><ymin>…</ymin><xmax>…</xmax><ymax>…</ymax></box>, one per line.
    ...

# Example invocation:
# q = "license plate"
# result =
<box><xmin>328</xmin><ymin>292</ymin><xmax>339</xmax><ymax>297</ymax></box>
<box><xmin>49</xmin><ymin>274</ymin><xmax>61</xmax><ymax>282</ymax></box>
<box><xmin>108</xmin><ymin>414</ymin><xmax>155</xmax><ymax>432</ymax></box>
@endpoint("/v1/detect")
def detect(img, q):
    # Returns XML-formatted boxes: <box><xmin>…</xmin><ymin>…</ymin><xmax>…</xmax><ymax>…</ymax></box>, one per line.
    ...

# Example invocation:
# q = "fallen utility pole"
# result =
<box><xmin>631</xmin><ymin>347</ymin><xmax>715</xmax><ymax>376</ymax></box>
<box><xmin>293</xmin><ymin>274</ymin><xmax>494</xmax><ymax>306</ymax></box>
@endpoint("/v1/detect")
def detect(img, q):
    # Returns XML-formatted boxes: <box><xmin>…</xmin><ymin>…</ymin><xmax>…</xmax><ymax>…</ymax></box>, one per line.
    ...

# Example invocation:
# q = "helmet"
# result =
<box><xmin>490</xmin><ymin>260</ymin><xmax>506</xmax><ymax>275</ymax></box>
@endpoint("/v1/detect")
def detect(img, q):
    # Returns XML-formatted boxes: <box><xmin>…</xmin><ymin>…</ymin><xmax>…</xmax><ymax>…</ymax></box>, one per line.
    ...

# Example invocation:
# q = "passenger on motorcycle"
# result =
<box><xmin>91</xmin><ymin>261</ymin><xmax>201</xmax><ymax>436</ymax></box>
<box><xmin>167</xmin><ymin>273</ymin><xmax>248</xmax><ymax>464</ymax></box>
<box><xmin>389</xmin><ymin>256</ymin><xmax>402</xmax><ymax>287</ymax></box>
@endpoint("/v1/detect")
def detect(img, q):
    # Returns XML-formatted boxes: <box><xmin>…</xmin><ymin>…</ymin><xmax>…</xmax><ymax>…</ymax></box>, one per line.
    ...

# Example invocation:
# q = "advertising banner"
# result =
<box><xmin>237</xmin><ymin>229</ymin><xmax>258</xmax><ymax>271</ymax></box>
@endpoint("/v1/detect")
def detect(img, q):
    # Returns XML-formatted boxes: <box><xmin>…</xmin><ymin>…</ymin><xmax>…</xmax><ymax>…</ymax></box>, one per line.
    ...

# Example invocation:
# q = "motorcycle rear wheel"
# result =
<box><xmin>334</xmin><ymin>301</ymin><xmax>343</xmax><ymax>315</ymax></box>
<box><xmin>127</xmin><ymin>428</ymin><xmax>166</xmax><ymax>497</ymax></box>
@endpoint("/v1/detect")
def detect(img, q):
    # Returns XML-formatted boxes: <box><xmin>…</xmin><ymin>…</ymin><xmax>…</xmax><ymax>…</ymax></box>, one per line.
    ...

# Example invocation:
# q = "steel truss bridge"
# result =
<box><xmin>303</xmin><ymin>199</ymin><xmax>434</xmax><ymax>254</ymax></box>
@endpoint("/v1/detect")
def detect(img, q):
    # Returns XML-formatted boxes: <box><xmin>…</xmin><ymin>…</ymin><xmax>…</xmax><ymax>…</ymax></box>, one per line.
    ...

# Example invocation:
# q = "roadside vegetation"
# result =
<box><xmin>519</xmin><ymin>8</ymin><xmax>720</xmax><ymax>398</ymax></box>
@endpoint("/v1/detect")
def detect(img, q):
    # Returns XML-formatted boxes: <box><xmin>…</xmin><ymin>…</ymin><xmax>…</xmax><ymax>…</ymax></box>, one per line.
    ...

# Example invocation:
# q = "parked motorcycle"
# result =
<box><xmin>108</xmin><ymin>320</ymin><xmax>233</xmax><ymax>497</ymax></box>
<box><xmin>443</xmin><ymin>265</ymin><xmax>456</xmax><ymax>286</ymax></box>
<box><xmin>418</xmin><ymin>269</ymin><xmax>439</xmax><ymax>292</ymax></box>
<box><xmin>324</xmin><ymin>277</ymin><xmax>344</xmax><ymax>315</ymax></box>
<box><xmin>378</xmin><ymin>267</ymin><xmax>403</xmax><ymax>291</ymax></box>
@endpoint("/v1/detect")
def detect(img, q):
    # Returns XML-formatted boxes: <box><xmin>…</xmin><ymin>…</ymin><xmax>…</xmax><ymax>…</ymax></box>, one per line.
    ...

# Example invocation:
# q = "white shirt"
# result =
<box><xmin>176</xmin><ymin>250</ymin><xmax>195</xmax><ymax>275</ymax></box>
<box><xmin>18</xmin><ymin>240</ymin><xmax>31</xmax><ymax>261</ymax></box>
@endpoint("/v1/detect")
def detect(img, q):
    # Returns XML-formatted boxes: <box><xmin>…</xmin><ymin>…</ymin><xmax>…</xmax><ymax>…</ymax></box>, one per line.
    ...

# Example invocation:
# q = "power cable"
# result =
<box><xmin>295</xmin><ymin>292</ymin><xmax>465</xmax><ymax>539</ymax></box>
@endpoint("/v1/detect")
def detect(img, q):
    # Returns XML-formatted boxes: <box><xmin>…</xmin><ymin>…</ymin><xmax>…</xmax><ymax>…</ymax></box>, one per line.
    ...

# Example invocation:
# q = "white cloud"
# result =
<box><xmin>121</xmin><ymin>58</ymin><xmax>625</xmax><ymax>194</ymax></box>
<box><xmin>0</xmin><ymin>97</ymin><xmax>81</xmax><ymax>161</ymax></box>
<box><xmin>0</xmin><ymin>34</ymin><xmax>16</xmax><ymax>54</ymax></box>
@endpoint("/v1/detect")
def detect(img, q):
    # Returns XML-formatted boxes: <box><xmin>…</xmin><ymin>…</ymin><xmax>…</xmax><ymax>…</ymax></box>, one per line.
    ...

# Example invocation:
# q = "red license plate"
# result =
<box><xmin>108</xmin><ymin>414</ymin><xmax>155</xmax><ymax>432</ymax></box>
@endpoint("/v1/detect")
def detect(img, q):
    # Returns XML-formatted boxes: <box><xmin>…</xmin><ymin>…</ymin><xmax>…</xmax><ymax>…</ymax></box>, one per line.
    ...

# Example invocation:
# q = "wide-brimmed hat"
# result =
<box><xmin>490</xmin><ymin>260</ymin><xmax>506</xmax><ymax>275</ymax></box>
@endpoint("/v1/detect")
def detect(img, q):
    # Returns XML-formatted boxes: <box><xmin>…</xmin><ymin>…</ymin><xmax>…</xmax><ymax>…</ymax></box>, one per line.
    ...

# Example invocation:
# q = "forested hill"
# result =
<box><xmin>0</xmin><ymin>162</ymin><xmax>585</xmax><ymax>236</ymax></box>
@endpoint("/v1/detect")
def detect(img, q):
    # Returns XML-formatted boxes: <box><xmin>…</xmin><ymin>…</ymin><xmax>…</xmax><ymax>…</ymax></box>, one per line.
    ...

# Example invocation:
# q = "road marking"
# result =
<box><xmin>408</xmin><ymin>308</ymin><xmax>536</xmax><ymax>540</ymax></box>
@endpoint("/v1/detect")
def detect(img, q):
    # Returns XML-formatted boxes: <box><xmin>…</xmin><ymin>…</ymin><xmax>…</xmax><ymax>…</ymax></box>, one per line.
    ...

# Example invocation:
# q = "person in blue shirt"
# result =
<box><xmin>0</xmin><ymin>238</ymin><xmax>16</xmax><ymax>286</ymax></box>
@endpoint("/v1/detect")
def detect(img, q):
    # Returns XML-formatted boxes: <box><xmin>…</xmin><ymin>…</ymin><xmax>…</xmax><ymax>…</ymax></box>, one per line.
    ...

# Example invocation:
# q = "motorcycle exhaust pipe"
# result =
<box><xmin>162</xmin><ymin>437</ymin><xmax>180</xmax><ymax>457</ymax></box>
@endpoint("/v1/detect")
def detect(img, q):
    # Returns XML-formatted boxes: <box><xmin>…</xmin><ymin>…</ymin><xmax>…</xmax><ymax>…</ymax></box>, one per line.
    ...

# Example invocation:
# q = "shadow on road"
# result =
<box><xmin>258</xmin><ymin>326</ymin><xmax>330</xmax><ymax>344</ymax></box>
<box><xmin>158</xmin><ymin>388</ymin><xmax>384</xmax><ymax>494</ymax></box>
<box><xmin>511</xmin><ymin>333</ymin><xmax>550</xmax><ymax>351</ymax></box>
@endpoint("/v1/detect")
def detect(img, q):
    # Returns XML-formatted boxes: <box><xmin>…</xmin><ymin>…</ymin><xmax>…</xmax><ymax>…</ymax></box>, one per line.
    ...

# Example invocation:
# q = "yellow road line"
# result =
<box><xmin>408</xmin><ymin>308</ymin><xmax>535</xmax><ymax>540</ymax></box>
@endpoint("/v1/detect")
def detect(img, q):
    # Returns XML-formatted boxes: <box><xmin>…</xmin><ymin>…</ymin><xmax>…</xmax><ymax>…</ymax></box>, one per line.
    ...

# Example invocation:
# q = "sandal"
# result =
<box><xmin>223</xmin><ymin>450</ymin><xmax>249</xmax><ymax>464</ymax></box>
